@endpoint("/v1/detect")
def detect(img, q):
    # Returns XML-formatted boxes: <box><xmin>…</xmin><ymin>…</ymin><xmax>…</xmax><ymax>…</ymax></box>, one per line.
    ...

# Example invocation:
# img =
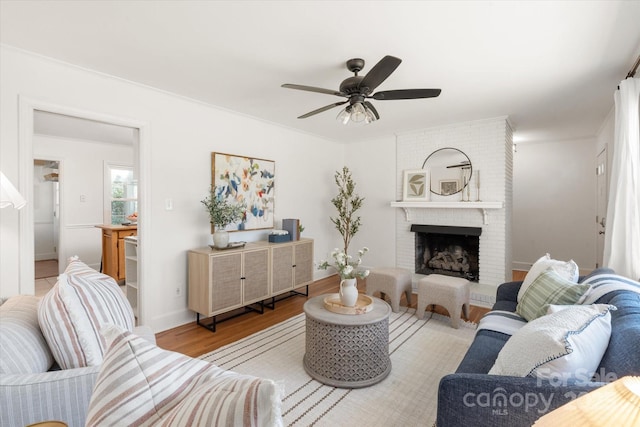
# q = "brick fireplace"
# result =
<box><xmin>394</xmin><ymin>117</ymin><xmax>513</xmax><ymax>305</ymax></box>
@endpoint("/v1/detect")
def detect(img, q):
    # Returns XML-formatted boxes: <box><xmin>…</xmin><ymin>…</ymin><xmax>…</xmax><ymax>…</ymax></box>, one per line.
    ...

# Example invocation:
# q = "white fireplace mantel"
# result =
<box><xmin>390</xmin><ymin>201</ymin><xmax>504</xmax><ymax>224</ymax></box>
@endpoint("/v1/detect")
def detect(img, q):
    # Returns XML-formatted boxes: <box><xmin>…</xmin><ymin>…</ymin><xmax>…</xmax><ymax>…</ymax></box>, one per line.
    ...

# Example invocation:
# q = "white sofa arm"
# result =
<box><xmin>0</xmin><ymin>327</ymin><xmax>154</xmax><ymax>427</ymax></box>
<box><xmin>0</xmin><ymin>365</ymin><xmax>101</xmax><ymax>427</ymax></box>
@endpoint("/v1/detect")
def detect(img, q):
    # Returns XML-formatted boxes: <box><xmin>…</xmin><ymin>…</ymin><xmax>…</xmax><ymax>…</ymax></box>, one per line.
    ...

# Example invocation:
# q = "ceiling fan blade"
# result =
<box><xmin>298</xmin><ymin>101</ymin><xmax>348</xmax><ymax>119</ymax></box>
<box><xmin>281</xmin><ymin>84</ymin><xmax>344</xmax><ymax>97</ymax></box>
<box><xmin>364</xmin><ymin>101</ymin><xmax>380</xmax><ymax>120</ymax></box>
<box><xmin>358</xmin><ymin>55</ymin><xmax>402</xmax><ymax>93</ymax></box>
<box><xmin>372</xmin><ymin>88</ymin><xmax>441</xmax><ymax>100</ymax></box>
<box><xmin>446</xmin><ymin>161</ymin><xmax>471</xmax><ymax>169</ymax></box>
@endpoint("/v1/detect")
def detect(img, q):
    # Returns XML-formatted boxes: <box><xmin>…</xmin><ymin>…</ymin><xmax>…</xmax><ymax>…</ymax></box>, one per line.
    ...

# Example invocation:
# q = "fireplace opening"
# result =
<box><xmin>411</xmin><ymin>224</ymin><xmax>481</xmax><ymax>282</ymax></box>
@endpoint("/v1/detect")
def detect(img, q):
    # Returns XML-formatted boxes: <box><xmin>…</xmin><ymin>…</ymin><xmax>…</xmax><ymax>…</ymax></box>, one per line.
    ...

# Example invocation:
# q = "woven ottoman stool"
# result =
<box><xmin>366</xmin><ymin>268</ymin><xmax>412</xmax><ymax>313</ymax></box>
<box><xmin>416</xmin><ymin>274</ymin><xmax>470</xmax><ymax>328</ymax></box>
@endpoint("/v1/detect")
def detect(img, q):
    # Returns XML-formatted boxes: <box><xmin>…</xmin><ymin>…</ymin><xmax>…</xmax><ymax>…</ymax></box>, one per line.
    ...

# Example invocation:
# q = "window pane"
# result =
<box><xmin>111</xmin><ymin>169</ymin><xmax>136</xmax><ymax>199</ymax></box>
<box><xmin>111</xmin><ymin>200</ymin><xmax>138</xmax><ymax>225</ymax></box>
<box><xmin>109</xmin><ymin>167</ymin><xmax>137</xmax><ymax>225</ymax></box>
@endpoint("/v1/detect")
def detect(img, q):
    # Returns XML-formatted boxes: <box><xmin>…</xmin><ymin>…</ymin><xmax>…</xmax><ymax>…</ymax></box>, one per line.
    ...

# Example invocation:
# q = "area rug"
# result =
<box><xmin>200</xmin><ymin>308</ymin><xmax>476</xmax><ymax>426</ymax></box>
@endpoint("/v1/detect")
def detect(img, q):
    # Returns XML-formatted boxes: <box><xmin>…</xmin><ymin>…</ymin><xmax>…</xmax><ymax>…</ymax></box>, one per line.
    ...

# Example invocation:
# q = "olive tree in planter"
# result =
<box><xmin>201</xmin><ymin>187</ymin><xmax>245</xmax><ymax>248</ymax></box>
<box><xmin>330</xmin><ymin>166</ymin><xmax>364</xmax><ymax>254</ymax></box>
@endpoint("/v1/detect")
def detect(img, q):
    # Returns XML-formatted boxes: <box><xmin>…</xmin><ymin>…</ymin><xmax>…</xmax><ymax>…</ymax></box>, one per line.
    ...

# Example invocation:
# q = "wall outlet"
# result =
<box><xmin>174</xmin><ymin>286</ymin><xmax>182</xmax><ymax>298</ymax></box>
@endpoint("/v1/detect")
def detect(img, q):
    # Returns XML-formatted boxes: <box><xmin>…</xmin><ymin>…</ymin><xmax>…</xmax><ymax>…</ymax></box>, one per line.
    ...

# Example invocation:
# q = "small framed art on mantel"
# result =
<box><xmin>402</xmin><ymin>169</ymin><xmax>430</xmax><ymax>201</ymax></box>
<box><xmin>439</xmin><ymin>179</ymin><xmax>459</xmax><ymax>196</ymax></box>
<box><xmin>211</xmin><ymin>152</ymin><xmax>275</xmax><ymax>231</ymax></box>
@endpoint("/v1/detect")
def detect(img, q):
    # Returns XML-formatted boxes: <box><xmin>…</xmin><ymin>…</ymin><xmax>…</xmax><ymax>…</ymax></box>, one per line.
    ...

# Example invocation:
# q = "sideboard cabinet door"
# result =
<box><xmin>271</xmin><ymin>245</ymin><xmax>294</xmax><ymax>296</ymax></box>
<box><xmin>210</xmin><ymin>253</ymin><xmax>243</xmax><ymax>313</ymax></box>
<box><xmin>243</xmin><ymin>248</ymin><xmax>270</xmax><ymax>304</ymax></box>
<box><xmin>293</xmin><ymin>239</ymin><xmax>313</xmax><ymax>288</ymax></box>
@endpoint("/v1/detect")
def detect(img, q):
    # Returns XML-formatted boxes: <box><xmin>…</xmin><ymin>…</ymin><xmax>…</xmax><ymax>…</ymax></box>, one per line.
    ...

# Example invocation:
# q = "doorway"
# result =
<box><xmin>32</xmin><ymin>111</ymin><xmax>137</xmax><ymax>272</ymax></box>
<box><xmin>33</xmin><ymin>158</ymin><xmax>60</xmax><ymax>296</ymax></box>
<box><xmin>19</xmin><ymin>96</ymin><xmax>149</xmax><ymax>324</ymax></box>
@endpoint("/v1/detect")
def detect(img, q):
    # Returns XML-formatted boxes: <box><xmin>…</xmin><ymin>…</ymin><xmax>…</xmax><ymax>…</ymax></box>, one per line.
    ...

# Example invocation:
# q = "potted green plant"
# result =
<box><xmin>330</xmin><ymin>166</ymin><xmax>364</xmax><ymax>254</ymax></box>
<box><xmin>201</xmin><ymin>187</ymin><xmax>245</xmax><ymax>248</ymax></box>
<box><xmin>323</xmin><ymin>166</ymin><xmax>368</xmax><ymax>306</ymax></box>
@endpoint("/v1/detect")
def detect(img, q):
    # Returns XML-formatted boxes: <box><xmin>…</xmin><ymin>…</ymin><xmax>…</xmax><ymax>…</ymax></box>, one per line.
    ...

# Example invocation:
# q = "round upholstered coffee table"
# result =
<box><xmin>303</xmin><ymin>294</ymin><xmax>391</xmax><ymax>388</ymax></box>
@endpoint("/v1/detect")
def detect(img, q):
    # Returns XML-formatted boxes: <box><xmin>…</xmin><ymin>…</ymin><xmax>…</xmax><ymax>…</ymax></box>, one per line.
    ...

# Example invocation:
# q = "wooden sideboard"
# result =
<box><xmin>96</xmin><ymin>224</ymin><xmax>137</xmax><ymax>282</ymax></box>
<box><xmin>188</xmin><ymin>238</ymin><xmax>314</xmax><ymax>331</ymax></box>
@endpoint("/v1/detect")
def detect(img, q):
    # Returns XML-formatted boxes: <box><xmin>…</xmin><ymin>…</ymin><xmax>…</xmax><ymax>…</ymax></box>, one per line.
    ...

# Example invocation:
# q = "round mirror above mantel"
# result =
<box><xmin>422</xmin><ymin>147</ymin><xmax>472</xmax><ymax>196</ymax></box>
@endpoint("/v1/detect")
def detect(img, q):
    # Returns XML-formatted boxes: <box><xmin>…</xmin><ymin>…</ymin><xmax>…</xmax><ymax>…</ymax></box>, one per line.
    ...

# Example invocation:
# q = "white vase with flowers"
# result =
<box><xmin>319</xmin><ymin>247</ymin><xmax>369</xmax><ymax>307</ymax></box>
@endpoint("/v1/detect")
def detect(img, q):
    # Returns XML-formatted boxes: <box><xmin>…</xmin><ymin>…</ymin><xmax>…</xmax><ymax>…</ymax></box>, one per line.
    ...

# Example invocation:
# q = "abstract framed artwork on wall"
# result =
<box><xmin>402</xmin><ymin>169</ymin><xmax>430</xmax><ymax>201</ymax></box>
<box><xmin>439</xmin><ymin>179</ymin><xmax>459</xmax><ymax>196</ymax></box>
<box><xmin>211</xmin><ymin>152</ymin><xmax>275</xmax><ymax>231</ymax></box>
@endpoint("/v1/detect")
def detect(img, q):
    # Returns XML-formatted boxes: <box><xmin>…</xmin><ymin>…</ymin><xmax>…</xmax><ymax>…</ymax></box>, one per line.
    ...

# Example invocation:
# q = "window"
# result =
<box><xmin>105</xmin><ymin>163</ymin><xmax>137</xmax><ymax>225</ymax></box>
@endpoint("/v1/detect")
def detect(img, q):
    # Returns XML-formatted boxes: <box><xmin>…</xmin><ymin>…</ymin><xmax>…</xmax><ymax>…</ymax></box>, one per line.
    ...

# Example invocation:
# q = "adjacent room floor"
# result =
<box><xmin>35</xmin><ymin>259</ymin><xmax>58</xmax><ymax>296</ymax></box>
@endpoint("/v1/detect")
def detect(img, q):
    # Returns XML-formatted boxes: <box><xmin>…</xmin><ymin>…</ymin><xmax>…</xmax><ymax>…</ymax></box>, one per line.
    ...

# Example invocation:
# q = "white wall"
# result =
<box><xmin>512</xmin><ymin>138</ymin><xmax>596</xmax><ymax>272</ymax></box>
<box><xmin>342</xmin><ymin>135</ymin><xmax>397</xmax><ymax>269</ymax></box>
<box><xmin>0</xmin><ymin>46</ymin><xmax>344</xmax><ymax>332</ymax></box>
<box><xmin>34</xmin><ymin>135</ymin><xmax>135</xmax><ymax>270</ymax></box>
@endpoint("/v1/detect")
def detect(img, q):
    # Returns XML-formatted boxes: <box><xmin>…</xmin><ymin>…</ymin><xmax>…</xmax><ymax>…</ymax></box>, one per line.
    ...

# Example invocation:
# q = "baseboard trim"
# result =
<box><xmin>152</xmin><ymin>309</ymin><xmax>196</xmax><ymax>334</ymax></box>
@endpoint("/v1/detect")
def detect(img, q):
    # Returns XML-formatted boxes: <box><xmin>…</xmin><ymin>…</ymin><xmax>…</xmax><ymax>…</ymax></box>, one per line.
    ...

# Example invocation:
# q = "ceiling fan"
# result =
<box><xmin>282</xmin><ymin>55</ymin><xmax>441</xmax><ymax>124</ymax></box>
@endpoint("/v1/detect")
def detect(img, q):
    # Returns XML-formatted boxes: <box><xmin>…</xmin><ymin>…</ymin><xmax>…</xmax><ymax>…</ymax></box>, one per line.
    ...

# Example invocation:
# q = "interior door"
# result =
<box><xmin>596</xmin><ymin>147</ymin><xmax>607</xmax><ymax>268</ymax></box>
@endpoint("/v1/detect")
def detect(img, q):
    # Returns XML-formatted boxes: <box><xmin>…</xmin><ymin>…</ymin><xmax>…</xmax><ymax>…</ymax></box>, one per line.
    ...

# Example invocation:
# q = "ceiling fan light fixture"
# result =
<box><xmin>351</xmin><ymin>102</ymin><xmax>366</xmax><ymax>123</ymax></box>
<box><xmin>336</xmin><ymin>106</ymin><xmax>351</xmax><ymax>125</ymax></box>
<box><xmin>364</xmin><ymin>105</ymin><xmax>377</xmax><ymax>124</ymax></box>
<box><xmin>283</xmin><ymin>55</ymin><xmax>441</xmax><ymax>123</ymax></box>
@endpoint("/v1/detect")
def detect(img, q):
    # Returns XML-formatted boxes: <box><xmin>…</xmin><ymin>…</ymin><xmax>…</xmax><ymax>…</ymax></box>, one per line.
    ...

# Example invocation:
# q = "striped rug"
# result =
<box><xmin>200</xmin><ymin>308</ymin><xmax>476</xmax><ymax>426</ymax></box>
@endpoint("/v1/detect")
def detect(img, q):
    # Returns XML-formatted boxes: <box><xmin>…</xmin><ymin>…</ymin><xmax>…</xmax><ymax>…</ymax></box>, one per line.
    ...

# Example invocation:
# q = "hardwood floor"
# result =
<box><xmin>156</xmin><ymin>275</ymin><xmax>499</xmax><ymax>358</ymax></box>
<box><xmin>35</xmin><ymin>259</ymin><xmax>58</xmax><ymax>279</ymax></box>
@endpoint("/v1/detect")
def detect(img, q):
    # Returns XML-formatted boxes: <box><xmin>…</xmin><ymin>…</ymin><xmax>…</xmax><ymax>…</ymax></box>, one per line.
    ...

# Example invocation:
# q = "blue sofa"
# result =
<box><xmin>436</xmin><ymin>268</ymin><xmax>640</xmax><ymax>427</ymax></box>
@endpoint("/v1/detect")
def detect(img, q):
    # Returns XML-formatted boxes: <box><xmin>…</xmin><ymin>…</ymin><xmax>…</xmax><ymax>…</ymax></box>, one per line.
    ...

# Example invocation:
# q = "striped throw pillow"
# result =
<box><xmin>86</xmin><ymin>325</ymin><xmax>284</xmax><ymax>427</ymax></box>
<box><xmin>38</xmin><ymin>272</ymin><xmax>134</xmax><ymax>369</ymax></box>
<box><xmin>63</xmin><ymin>256</ymin><xmax>111</xmax><ymax>280</ymax></box>
<box><xmin>0</xmin><ymin>295</ymin><xmax>54</xmax><ymax>374</ymax></box>
<box><xmin>516</xmin><ymin>269</ymin><xmax>591</xmax><ymax>321</ymax></box>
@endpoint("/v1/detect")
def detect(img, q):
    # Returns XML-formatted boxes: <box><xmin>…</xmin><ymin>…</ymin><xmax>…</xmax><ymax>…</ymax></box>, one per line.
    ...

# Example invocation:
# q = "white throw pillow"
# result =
<box><xmin>489</xmin><ymin>304</ymin><xmax>614</xmax><ymax>380</ymax></box>
<box><xmin>518</xmin><ymin>254</ymin><xmax>579</xmax><ymax>302</ymax></box>
<box><xmin>86</xmin><ymin>325</ymin><xmax>284</xmax><ymax>427</ymax></box>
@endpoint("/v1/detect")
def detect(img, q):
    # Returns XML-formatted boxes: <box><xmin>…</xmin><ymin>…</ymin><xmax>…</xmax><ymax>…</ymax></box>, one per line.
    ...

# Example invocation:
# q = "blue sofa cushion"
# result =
<box><xmin>596</xmin><ymin>290</ymin><xmax>640</xmax><ymax>377</ymax></box>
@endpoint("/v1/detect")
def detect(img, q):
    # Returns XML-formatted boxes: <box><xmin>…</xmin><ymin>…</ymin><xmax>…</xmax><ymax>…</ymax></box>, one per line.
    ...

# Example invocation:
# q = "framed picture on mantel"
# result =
<box><xmin>439</xmin><ymin>179</ymin><xmax>459</xmax><ymax>196</ymax></box>
<box><xmin>402</xmin><ymin>169</ymin><xmax>430</xmax><ymax>201</ymax></box>
<box><xmin>211</xmin><ymin>152</ymin><xmax>275</xmax><ymax>231</ymax></box>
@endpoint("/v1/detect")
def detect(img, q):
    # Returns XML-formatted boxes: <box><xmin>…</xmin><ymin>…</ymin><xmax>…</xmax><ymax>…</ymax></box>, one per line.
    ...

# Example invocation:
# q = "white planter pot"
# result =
<box><xmin>212</xmin><ymin>230</ymin><xmax>229</xmax><ymax>248</ymax></box>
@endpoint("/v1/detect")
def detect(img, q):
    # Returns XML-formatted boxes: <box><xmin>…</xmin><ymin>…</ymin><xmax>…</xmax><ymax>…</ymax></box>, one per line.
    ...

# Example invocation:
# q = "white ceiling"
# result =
<box><xmin>2</xmin><ymin>1</ymin><xmax>639</xmax><ymax>144</ymax></box>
